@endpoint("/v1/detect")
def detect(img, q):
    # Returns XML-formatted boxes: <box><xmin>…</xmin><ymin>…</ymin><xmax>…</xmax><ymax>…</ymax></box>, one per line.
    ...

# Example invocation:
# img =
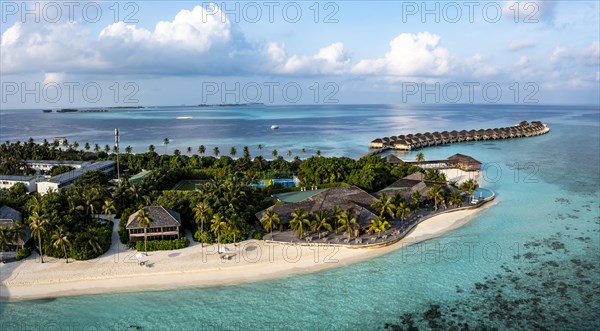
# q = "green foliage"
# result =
<box><xmin>252</xmin><ymin>230</ymin><xmax>264</xmax><ymax>240</ymax></box>
<box><xmin>135</xmin><ymin>237</ymin><xmax>189</xmax><ymax>251</ymax></box>
<box><xmin>50</xmin><ymin>165</ymin><xmax>75</xmax><ymax>176</ymax></box>
<box><xmin>119</xmin><ymin>208</ymin><xmax>134</xmax><ymax>244</ymax></box>
<box><xmin>194</xmin><ymin>229</ymin><xmax>215</xmax><ymax>243</ymax></box>
<box><xmin>424</xmin><ymin>169</ymin><xmax>446</xmax><ymax>182</ymax></box>
<box><xmin>15</xmin><ymin>247</ymin><xmax>32</xmax><ymax>260</ymax></box>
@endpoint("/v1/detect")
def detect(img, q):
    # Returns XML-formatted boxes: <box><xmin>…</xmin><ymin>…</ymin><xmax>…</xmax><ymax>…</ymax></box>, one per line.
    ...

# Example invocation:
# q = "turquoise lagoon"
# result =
<box><xmin>0</xmin><ymin>105</ymin><xmax>598</xmax><ymax>330</ymax></box>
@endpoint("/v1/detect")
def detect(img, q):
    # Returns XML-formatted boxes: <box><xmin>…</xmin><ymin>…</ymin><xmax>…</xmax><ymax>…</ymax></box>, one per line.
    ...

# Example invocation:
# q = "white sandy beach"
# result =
<box><xmin>0</xmin><ymin>201</ymin><xmax>494</xmax><ymax>301</ymax></box>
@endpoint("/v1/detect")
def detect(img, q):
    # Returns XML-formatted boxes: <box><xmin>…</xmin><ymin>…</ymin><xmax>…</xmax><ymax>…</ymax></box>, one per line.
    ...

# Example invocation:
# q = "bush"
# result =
<box><xmin>252</xmin><ymin>230</ymin><xmax>263</xmax><ymax>240</ymax></box>
<box><xmin>135</xmin><ymin>237</ymin><xmax>190</xmax><ymax>252</ymax></box>
<box><xmin>15</xmin><ymin>247</ymin><xmax>31</xmax><ymax>260</ymax></box>
<box><xmin>119</xmin><ymin>208</ymin><xmax>134</xmax><ymax>244</ymax></box>
<box><xmin>194</xmin><ymin>229</ymin><xmax>214</xmax><ymax>243</ymax></box>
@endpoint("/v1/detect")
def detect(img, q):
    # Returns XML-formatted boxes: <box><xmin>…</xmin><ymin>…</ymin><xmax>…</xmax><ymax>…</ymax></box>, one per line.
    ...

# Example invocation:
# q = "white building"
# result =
<box><xmin>26</xmin><ymin>160</ymin><xmax>88</xmax><ymax>173</ymax></box>
<box><xmin>37</xmin><ymin>160</ymin><xmax>115</xmax><ymax>194</ymax></box>
<box><xmin>0</xmin><ymin>175</ymin><xmax>37</xmax><ymax>192</ymax></box>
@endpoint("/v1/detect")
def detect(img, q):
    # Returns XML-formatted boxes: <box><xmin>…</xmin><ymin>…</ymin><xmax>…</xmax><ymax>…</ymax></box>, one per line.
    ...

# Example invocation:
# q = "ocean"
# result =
<box><xmin>0</xmin><ymin>104</ymin><xmax>599</xmax><ymax>330</ymax></box>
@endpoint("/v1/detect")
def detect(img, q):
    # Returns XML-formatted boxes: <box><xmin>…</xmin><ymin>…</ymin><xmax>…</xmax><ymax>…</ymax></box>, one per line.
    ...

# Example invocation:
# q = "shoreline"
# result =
<box><xmin>0</xmin><ymin>200</ymin><xmax>496</xmax><ymax>302</ymax></box>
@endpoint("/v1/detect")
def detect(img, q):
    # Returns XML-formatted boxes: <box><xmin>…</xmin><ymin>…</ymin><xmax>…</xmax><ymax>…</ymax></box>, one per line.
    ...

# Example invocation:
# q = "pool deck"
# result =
<box><xmin>273</xmin><ymin>189</ymin><xmax>326</xmax><ymax>203</ymax></box>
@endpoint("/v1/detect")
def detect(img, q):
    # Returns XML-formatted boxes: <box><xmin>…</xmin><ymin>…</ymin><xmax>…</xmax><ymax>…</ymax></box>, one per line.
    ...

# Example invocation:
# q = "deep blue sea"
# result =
<box><xmin>0</xmin><ymin>104</ymin><xmax>599</xmax><ymax>330</ymax></box>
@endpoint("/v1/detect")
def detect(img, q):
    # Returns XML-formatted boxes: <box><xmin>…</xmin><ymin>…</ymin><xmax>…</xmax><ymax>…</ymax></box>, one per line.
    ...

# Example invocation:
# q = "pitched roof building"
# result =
<box><xmin>0</xmin><ymin>205</ymin><xmax>30</xmax><ymax>257</ymax></box>
<box><xmin>126</xmin><ymin>206</ymin><xmax>181</xmax><ymax>242</ymax></box>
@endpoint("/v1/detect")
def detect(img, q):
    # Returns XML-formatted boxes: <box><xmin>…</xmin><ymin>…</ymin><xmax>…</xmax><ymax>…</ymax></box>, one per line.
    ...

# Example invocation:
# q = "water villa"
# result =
<box><xmin>369</xmin><ymin>121</ymin><xmax>549</xmax><ymax>150</ymax></box>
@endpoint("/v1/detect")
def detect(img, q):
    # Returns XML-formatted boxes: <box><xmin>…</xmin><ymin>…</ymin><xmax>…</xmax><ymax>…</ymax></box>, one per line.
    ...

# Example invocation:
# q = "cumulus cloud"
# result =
<box><xmin>274</xmin><ymin>42</ymin><xmax>351</xmax><ymax>75</ymax></box>
<box><xmin>352</xmin><ymin>32</ymin><xmax>450</xmax><ymax>77</ymax></box>
<box><xmin>508</xmin><ymin>39</ymin><xmax>535</xmax><ymax>51</ymax></box>
<box><xmin>464</xmin><ymin>53</ymin><xmax>501</xmax><ymax>78</ymax></box>
<box><xmin>582</xmin><ymin>41</ymin><xmax>599</xmax><ymax>66</ymax></box>
<box><xmin>550</xmin><ymin>47</ymin><xmax>572</xmax><ymax>65</ymax></box>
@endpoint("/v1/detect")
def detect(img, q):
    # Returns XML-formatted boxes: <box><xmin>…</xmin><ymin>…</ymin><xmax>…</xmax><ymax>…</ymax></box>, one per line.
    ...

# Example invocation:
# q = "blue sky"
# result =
<box><xmin>1</xmin><ymin>1</ymin><xmax>599</xmax><ymax>108</ymax></box>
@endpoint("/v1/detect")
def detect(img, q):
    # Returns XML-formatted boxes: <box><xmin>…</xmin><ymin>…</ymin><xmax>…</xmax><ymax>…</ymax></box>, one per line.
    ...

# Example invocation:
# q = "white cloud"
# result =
<box><xmin>582</xmin><ymin>41</ymin><xmax>599</xmax><ymax>66</ymax></box>
<box><xmin>43</xmin><ymin>72</ymin><xmax>65</xmax><ymax>85</ymax></box>
<box><xmin>267</xmin><ymin>43</ymin><xmax>286</xmax><ymax>63</ymax></box>
<box><xmin>550</xmin><ymin>47</ymin><xmax>571</xmax><ymax>65</ymax></box>
<box><xmin>508</xmin><ymin>39</ymin><xmax>535</xmax><ymax>51</ymax></box>
<box><xmin>275</xmin><ymin>42</ymin><xmax>351</xmax><ymax>75</ymax></box>
<box><xmin>517</xmin><ymin>56</ymin><xmax>530</xmax><ymax>66</ymax></box>
<box><xmin>352</xmin><ymin>32</ymin><xmax>450</xmax><ymax>77</ymax></box>
<box><xmin>465</xmin><ymin>53</ymin><xmax>501</xmax><ymax>78</ymax></box>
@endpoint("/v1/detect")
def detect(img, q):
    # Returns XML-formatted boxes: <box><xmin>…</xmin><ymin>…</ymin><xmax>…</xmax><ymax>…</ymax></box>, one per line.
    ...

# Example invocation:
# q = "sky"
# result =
<box><xmin>1</xmin><ymin>0</ymin><xmax>599</xmax><ymax>108</ymax></box>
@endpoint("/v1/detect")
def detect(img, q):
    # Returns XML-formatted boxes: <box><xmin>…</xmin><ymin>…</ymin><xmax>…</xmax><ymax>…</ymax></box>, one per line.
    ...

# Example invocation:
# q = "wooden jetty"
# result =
<box><xmin>369</xmin><ymin>121</ymin><xmax>549</xmax><ymax>151</ymax></box>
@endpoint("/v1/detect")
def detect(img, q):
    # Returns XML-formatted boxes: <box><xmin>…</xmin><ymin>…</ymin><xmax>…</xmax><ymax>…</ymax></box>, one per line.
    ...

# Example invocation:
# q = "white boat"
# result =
<box><xmin>270</xmin><ymin>125</ymin><xmax>279</xmax><ymax>129</ymax></box>
<box><xmin>176</xmin><ymin>116</ymin><xmax>193</xmax><ymax>119</ymax></box>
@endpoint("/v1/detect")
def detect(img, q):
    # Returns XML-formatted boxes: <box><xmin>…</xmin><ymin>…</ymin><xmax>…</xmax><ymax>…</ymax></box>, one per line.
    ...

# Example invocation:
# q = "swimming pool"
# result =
<box><xmin>472</xmin><ymin>187</ymin><xmax>494</xmax><ymax>199</ymax></box>
<box><xmin>248</xmin><ymin>178</ymin><xmax>296</xmax><ymax>188</ymax></box>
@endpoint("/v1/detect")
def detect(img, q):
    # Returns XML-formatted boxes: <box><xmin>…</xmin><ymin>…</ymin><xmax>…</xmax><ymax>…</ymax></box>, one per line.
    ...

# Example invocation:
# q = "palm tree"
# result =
<box><xmin>102</xmin><ymin>199</ymin><xmax>116</xmax><ymax>222</ymax></box>
<box><xmin>460</xmin><ymin>179</ymin><xmax>479</xmax><ymax>196</ymax></box>
<box><xmin>83</xmin><ymin>228</ymin><xmax>104</xmax><ymax>256</ymax></box>
<box><xmin>228</xmin><ymin>216</ymin><xmax>241</xmax><ymax>246</ymax></box>
<box><xmin>261</xmin><ymin>209</ymin><xmax>280</xmax><ymax>241</ymax></box>
<box><xmin>396</xmin><ymin>201</ymin><xmax>411</xmax><ymax>222</ymax></box>
<box><xmin>136</xmin><ymin>208</ymin><xmax>152</xmax><ymax>253</ymax></box>
<box><xmin>94</xmin><ymin>144</ymin><xmax>101</xmax><ymax>153</ymax></box>
<box><xmin>416</xmin><ymin>152</ymin><xmax>425</xmax><ymax>162</ymax></box>
<box><xmin>330</xmin><ymin>206</ymin><xmax>341</xmax><ymax>233</ymax></box>
<box><xmin>427</xmin><ymin>185</ymin><xmax>446</xmax><ymax>210</ymax></box>
<box><xmin>316</xmin><ymin>150</ymin><xmax>322</xmax><ymax>157</ymax></box>
<box><xmin>210</xmin><ymin>214</ymin><xmax>227</xmax><ymax>250</ymax></box>
<box><xmin>337</xmin><ymin>211</ymin><xmax>358</xmax><ymax>239</ymax></box>
<box><xmin>369</xmin><ymin>216</ymin><xmax>390</xmax><ymax>238</ymax></box>
<box><xmin>51</xmin><ymin>226</ymin><xmax>71</xmax><ymax>263</ymax></box>
<box><xmin>289</xmin><ymin>208</ymin><xmax>310</xmax><ymax>239</ymax></box>
<box><xmin>198</xmin><ymin>145</ymin><xmax>206</xmax><ymax>155</ymax></box>
<box><xmin>28</xmin><ymin>211</ymin><xmax>48</xmax><ymax>263</ymax></box>
<box><xmin>0</xmin><ymin>226</ymin><xmax>10</xmax><ymax>262</ymax></box>
<box><xmin>213</xmin><ymin>147</ymin><xmax>220</xmax><ymax>157</ymax></box>
<box><xmin>84</xmin><ymin>142</ymin><xmax>91</xmax><ymax>151</ymax></box>
<box><xmin>286</xmin><ymin>150</ymin><xmax>292</xmax><ymax>158</ymax></box>
<box><xmin>163</xmin><ymin>138</ymin><xmax>170</xmax><ymax>154</ymax></box>
<box><xmin>271</xmin><ymin>149</ymin><xmax>278</xmax><ymax>159</ymax></box>
<box><xmin>257</xmin><ymin>144</ymin><xmax>263</xmax><ymax>152</ymax></box>
<box><xmin>148</xmin><ymin>144</ymin><xmax>156</xmax><ymax>153</ymax></box>
<box><xmin>448</xmin><ymin>191</ymin><xmax>463</xmax><ymax>208</ymax></box>
<box><xmin>230</xmin><ymin>147</ymin><xmax>237</xmax><ymax>157</ymax></box>
<box><xmin>301</xmin><ymin>148</ymin><xmax>306</xmax><ymax>154</ymax></box>
<box><xmin>193</xmin><ymin>202</ymin><xmax>211</xmax><ymax>247</ymax></box>
<box><xmin>313</xmin><ymin>210</ymin><xmax>332</xmax><ymax>239</ymax></box>
<box><xmin>411</xmin><ymin>191</ymin><xmax>422</xmax><ymax>209</ymax></box>
<box><xmin>125</xmin><ymin>145</ymin><xmax>133</xmax><ymax>154</ymax></box>
<box><xmin>104</xmin><ymin>144</ymin><xmax>110</xmax><ymax>153</ymax></box>
<box><xmin>372</xmin><ymin>192</ymin><xmax>396</xmax><ymax>219</ymax></box>
<box><xmin>11</xmin><ymin>221</ymin><xmax>26</xmax><ymax>250</ymax></box>
<box><xmin>186</xmin><ymin>146</ymin><xmax>192</xmax><ymax>155</ymax></box>
<box><xmin>242</xmin><ymin>146</ymin><xmax>250</xmax><ymax>159</ymax></box>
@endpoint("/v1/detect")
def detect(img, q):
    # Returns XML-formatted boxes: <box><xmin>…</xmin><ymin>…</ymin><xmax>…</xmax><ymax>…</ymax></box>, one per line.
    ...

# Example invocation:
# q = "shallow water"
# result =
<box><xmin>0</xmin><ymin>104</ymin><xmax>598</xmax><ymax>330</ymax></box>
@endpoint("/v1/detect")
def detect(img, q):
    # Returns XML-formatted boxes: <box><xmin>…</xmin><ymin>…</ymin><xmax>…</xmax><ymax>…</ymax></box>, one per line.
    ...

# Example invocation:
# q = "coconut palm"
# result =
<box><xmin>271</xmin><ymin>149</ymin><xmax>278</xmax><ymax>159</ymax></box>
<box><xmin>102</xmin><ymin>198</ymin><xmax>116</xmax><ymax>222</ymax></box>
<box><xmin>372</xmin><ymin>192</ymin><xmax>396</xmax><ymax>219</ymax></box>
<box><xmin>11</xmin><ymin>221</ymin><xmax>27</xmax><ymax>250</ymax></box>
<box><xmin>286</xmin><ymin>150</ymin><xmax>292</xmax><ymax>158</ymax></box>
<box><xmin>51</xmin><ymin>226</ymin><xmax>71</xmax><ymax>263</ymax></box>
<box><xmin>316</xmin><ymin>150</ymin><xmax>322</xmax><ymax>157</ymax></box>
<box><xmin>427</xmin><ymin>184</ymin><xmax>446</xmax><ymax>211</ymax></box>
<box><xmin>228</xmin><ymin>215</ymin><xmax>242</xmax><ymax>246</ymax></box>
<box><xmin>136</xmin><ymin>208</ymin><xmax>152</xmax><ymax>253</ymax></box>
<box><xmin>82</xmin><ymin>228</ymin><xmax>104</xmax><ymax>256</ymax></box>
<box><xmin>242</xmin><ymin>146</ymin><xmax>250</xmax><ymax>159</ymax></box>
<box><xmin>449</xmin><ymin>191</ymin><xmax>464</xmax><ymax>208</ymax></box>
<box><xmin>193</xmin><ymin>202</ymin><xmax>211</xmax><ymax>247</ymax></box>
<box><xmin>148</xmin><ymin>144</ymin><xmax>156</xmax><ymax>153</ymax></box>
<box><xmin>313</xmin><ymin>210</ymin><xmax>332</xmax><ymax>239</ymax></box>
<box><xmin>369</xmin><ymin>216</ymin><xmax>390</xmax><ymax>238</ymax></box>
<box><xmin>210</xmin><ymin>214</ymin><xmax>228</xmax><ymax>250</ymax></box>
<box><xmin>198</xmin><ymin>145</ymin><xmax>206</xmax><ymax>155</ymax></box>
<box><xmin>460</xmin><ymin>178</ymin><xmax>479</xmax><ymax>195</ymax></box>
<box><xmin>337</xmin><ymin>211</ymin><xmax>358</xmax><ymax>239</ymax></box>
<box><xmin>411</xmin><ymin>190</ymin><xmax>422</xmax><ymax>209</ymax></box>
<box><xmin>261</xmin><ymin>209</ymin><xmax>280</xmax><ymax>241</ymax></box>
<box><xmin>28</xmin><ymin>211</ymin><xmax>48</xmax><ymax>263</ymax></box>
<box><xmin>230</xmin><ymin>147</ymin><xmax>237</xmax><ymax>157</ymax></box>
<box><xmin>163</xmin><ymin>138</ymin><xmax>170</xmax><ymax>154</ymax></box>
<box><xmin>289</xmin><ymin>208</ymin><xmax>310</xmax><ymax>239</ymax></box>
<box><xmin>125</xmin><ymin>145</ymin><xmax>133</xmax><ymax>154</ymax></box>
<box><xmin>396</xmin><ymin>201</ymin><xmax>411</xmax><ymax>222</ymax></box>
<box><xmin>416</xmin><ymin>152</ymin><xmax>425</xmax><ymax>162</ymax></box>
<box><xmin>0</xmin><ymin>226</ymin><xmax>10</xmax><ymax>261</ymax></box>
<box><xmin>213</xmin><ymin>147</ymin><xmax>220</xmax><ymax>157</ymax></box>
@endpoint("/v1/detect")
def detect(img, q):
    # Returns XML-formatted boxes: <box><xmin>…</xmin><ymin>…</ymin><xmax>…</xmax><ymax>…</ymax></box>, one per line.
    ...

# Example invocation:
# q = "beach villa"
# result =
<box><xmin>0</xmin><ymin>205</ymin><xmax>30</xmax><ymax>259</ymax></box>
<box><xmin>126</xmin><ymin>206</ymin><xmax>182</xmax><ymax>242</ymax></box>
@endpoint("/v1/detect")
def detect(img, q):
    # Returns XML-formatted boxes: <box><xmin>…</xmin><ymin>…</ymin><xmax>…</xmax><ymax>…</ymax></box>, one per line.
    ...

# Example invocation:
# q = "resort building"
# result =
<box><xmin>126</xmin><ymin>206</ymin><xmax>182</xmax><ymax>242</ymax></box>
<box><xmin>379</xmin><ymin>172</ymin><xmax>459</xmax><ymax>201</ymax></box>
<box><xmin>26</xmin><ymin>160</ymin><xmax>88</xmax><ymax>174</ymax></box>
<box><xmin>370</xmin><ymin>121</ymin><xmax>549</xmax><ymax>150</ymax></box>
<box><xmin>0</xmin><ymin>205</ymin><xmax>30</xmax><ymax>258</ymax></box>
<box><xmin>387</xmin><ymin>154</ymin><xmax>482</xmax><ymax>172</ymax></box>
<box><xmin>256</xmin><ymin>186</ymin><xmax>379</xmax><ymax>232</ymax></box>
<box><xmin>36</xmin><ymin>160</ymin><xmax>115</xmax><ymax>194</ymax></box>
<box><xmin>0</xmin><ymin>175</ymin><xmax>37</xmax><ymax>192</ymax></box>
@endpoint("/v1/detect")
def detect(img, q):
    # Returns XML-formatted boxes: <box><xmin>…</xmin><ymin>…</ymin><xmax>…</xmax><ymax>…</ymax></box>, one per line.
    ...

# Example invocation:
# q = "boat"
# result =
<box><xmin>176</xmin><ymin>116</ymin><xmax>193</xmax><ymax>120</ymax></box>
<box><xmin>270</xmin><ymin>125</ymin><xmax>279</xmax><ymax>130</ymax></box>
<box><xmin>42</xmin><ymin>109</ymin><xmax>52</xmax><ymax>113</ymax></box>
<box><xmin>56</xmin><ymin>108</ymin><xmax>78</xmax><ymax>113</ymax></box>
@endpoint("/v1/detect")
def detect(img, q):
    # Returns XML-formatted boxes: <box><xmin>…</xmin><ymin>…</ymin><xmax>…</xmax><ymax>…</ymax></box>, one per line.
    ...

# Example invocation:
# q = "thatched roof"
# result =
<box><xmin>256</xmin><ymin>186</ymin><xmax>379</xmax><ymax>228</ymax></box>
<box><xmin>384</xmin><ymin>154</ymin><xmax>403</xmax><ymax>165</ymax></box>
<box><xmin>126</xmin><ymin>206</ymin><xmax>181</xmax><ymax>229</ymax></box>
<box><xmin>447</xmin><ymin>153</ymin><xmax>481</xmax><ymax>165</ymax></box>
